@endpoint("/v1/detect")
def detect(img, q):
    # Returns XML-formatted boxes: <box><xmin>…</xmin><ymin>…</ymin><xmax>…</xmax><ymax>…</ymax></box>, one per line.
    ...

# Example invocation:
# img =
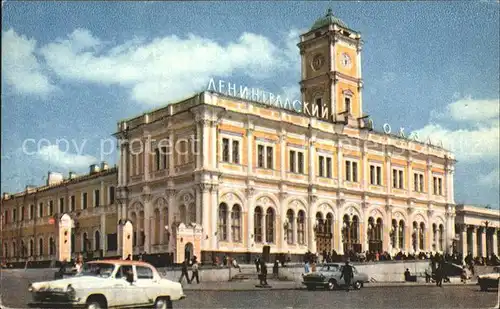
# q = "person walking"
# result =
<box><xmin>340</xmin><ymin>261</ymin><xmax>354</xmax><ymax>292</ymax></box>
<box><xmin>190</xmin><ymin>257</ymin><xmax>200</xmax><ymax>284</ymax></box>
<box><xmin>179</xmin><ymin>259</ymin><xmax>191</xmax><ymax>284</ymax></box>
<box><xmin>435</xmin><ymin>264</ymin><xmax>443</xmax><ymax>287</ymax></box>
<box><xmin>259</xmin><ymin>259</ymin><xmax>268</xmax><ymax>286</ymax></box>
<box><xmin>255</xmin><ymin>256</ymin><xmax>260</xmax><ymax>273</ymax></box>
<box><xmin>232</xmin><ymin>257</ymin><xmax>242</xmax><ymax>272</ymax></box>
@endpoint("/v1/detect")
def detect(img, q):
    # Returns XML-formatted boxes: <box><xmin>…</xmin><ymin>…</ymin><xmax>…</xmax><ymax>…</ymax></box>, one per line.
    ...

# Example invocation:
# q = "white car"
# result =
<box><xmin>28</xmin><ymin>260</ymin><xmax>186</xmax><ymax>309</ymax></box>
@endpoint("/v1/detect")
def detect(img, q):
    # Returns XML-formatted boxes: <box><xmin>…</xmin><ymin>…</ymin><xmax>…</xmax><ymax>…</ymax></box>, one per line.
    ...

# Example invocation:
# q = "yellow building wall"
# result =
<box><xmin>335</xmin><ymin>45</ymin><xmax>358</xmax><ymax>77</ymax></box>
<box><xmin>335</xmin><ymin>81</ymin><xmax>360</xmax><ymax>118</ymax></box>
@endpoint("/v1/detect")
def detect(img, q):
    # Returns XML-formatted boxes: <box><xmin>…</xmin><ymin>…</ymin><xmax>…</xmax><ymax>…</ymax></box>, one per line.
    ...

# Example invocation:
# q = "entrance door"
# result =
<box><xmin>184</xmin><ymin>242</ymin><xmax>193</xmax><ymax>262</ymax></box>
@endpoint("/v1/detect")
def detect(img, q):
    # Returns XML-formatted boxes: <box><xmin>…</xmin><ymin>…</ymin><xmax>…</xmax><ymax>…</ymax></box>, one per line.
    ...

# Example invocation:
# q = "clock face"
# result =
<box><xmin>312</xmin><ymin>54</ymin><xmax>325</xmax><ymax>71</ymax></box>
<box><xmin>341</xmin><ymin>53</ymin><xmax>352</xmax><ymax>68</ymax></box>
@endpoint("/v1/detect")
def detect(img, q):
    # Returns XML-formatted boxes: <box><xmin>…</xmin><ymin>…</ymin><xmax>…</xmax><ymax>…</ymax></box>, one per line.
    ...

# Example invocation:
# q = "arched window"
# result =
<box><xmin>188</xmin><ymin>204</ymin><xmax>196</xmax><ymax>224</ymax></box>
<box><xmin>315</xmin><ymin>212</ymin><xmax>324</xmax><ymax>234</ymax></box>
<box><xmin>419</xmin><ymin>222</ymin><xmax>425</xmax><ymax>250</ymax></box>
<box><xmin>351</xmin><ymin>216</ymin><xmax>359</xmax><ymax>243</ymax></box>
<box><xmin>254</xmin><ymin>207</ymin><xmax>263</xmax><ymax>243</ymax></box>
<box><xmin>82</xmin><ymin>233</ymin><xmax>88</xmax><ymax>252</ymax></box>
<box><xmin>391</xmin><ymin>219</ymin><xmax>398</xmax><ymax>248</ymax></box>
<box><xmin>286</xmin><ymin>209</ymin><xmax>294</xmax><ymax>244</ymax></box>
<box><xmin>179</xmin><ymin>205</ymin><xmax>186</xmax><ymax>224</ymax></box>
<box><xmin>326</xmin><ymin>213</ymin><xmax>333</xmax><ymax>235</ymax></box>
<box><xmin>231</xmin><ymin>204</ymin><xmax>241</xmax><ymax>242</ymax></box>
<box><xmin>265</xmin><ymin>208</ymin><xmax>275</xmax><ymax>243</ymax></box>
<box><xmin>376</xmin><ymin>218</ymin><xmax>383</xmax><ymax>241</ymax></box>
<box><xmin>399</xmin><ymin>220</ymin><xmax>405</xmax><ymax>249</ymax></box>
<box><xmin>218</xmin><ymin>203</ymin><xmax>228</xmax><ymax>241</ymax></box>
<box><xmin>38</xmin><ymin>238</ymin><xmax>43</xmax><ymax>256</ymax></box>
<box><xmin>297</xmin><ymin>210</ymin><xmax>305</xmax><ymax>245</ymax></box>
<box><xmin>438</xmin><ymin>224</ymin><xmax>444</xmax><ymax>251</ymax></box>
<box><xmin>29</xmin><ymin>239</ymin><xmax>34</xmax><ymax>257</ymax></box>
<box><xmin>95</xmin><ymin>230</ymin><xmax>100</xmax><ymax>251</ymax></box>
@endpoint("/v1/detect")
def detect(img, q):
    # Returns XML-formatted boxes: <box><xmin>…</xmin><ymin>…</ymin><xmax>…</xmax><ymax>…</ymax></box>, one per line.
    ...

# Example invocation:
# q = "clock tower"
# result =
<box><xmin>299</xmin><ymin>9</ymin><xmax>365</xmax><ymax>127</ymax></box>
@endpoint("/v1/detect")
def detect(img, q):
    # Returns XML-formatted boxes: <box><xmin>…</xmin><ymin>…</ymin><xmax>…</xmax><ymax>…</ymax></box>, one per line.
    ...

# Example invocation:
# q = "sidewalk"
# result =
<box><xmin>181</xmin><ymin>280</ymin><xmax>478</xmax><ymax>291</ymax></box>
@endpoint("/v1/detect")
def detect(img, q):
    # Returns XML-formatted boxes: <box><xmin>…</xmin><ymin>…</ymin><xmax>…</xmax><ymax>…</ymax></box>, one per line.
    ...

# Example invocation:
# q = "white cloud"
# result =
<box><xmin>1</xmin><ymin>29</ymin><xmax>56</xmax><ymax>97</ymax></box>
<box><xmin>39</xmin><ymin>29</ymin><xmax>299</xmax><ymax>105</ymax></box>
<box><xmin>37</xmin><ymin>145</ymin><xmax>97</xmax><ymax>169</ymax></box>
<box><xmin>415</xmin><ymin>97</ymin><xmax>500</xmax><ymax>163</ymax></box>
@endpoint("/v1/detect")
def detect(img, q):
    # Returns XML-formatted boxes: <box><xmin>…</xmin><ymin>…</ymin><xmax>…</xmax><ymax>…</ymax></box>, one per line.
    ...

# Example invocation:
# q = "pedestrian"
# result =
<box><xmin>461</xmin><ymin>265</ymin><xmax>468</xmax><ymax>284</ymax></box>
<box><xmin>259</xmin><ymin>259</ymin><xmax>268</xmax><ymax>286</ymax></box>
<box><xmin>179</xmin><ymin>258</ymin><xmax>191</xmax><ymax>284</ymax></box>
<box><xmin>232</xmin><ymin>257</ymin><xmax>242</xmax><ymax>272</ymax></box>
<box><xmin>435</xmin><ymin>265</ymin><xmax>443</xmax><ymax>287</ymax></box>
<box><xmin>255</xmin><ymin>256</ymin><xmax>260</xmax><ymax>273</ymax></box>
<box><xmin>404</xmin><ymin>268</ymin><xmax>411</xmax><ymax>282</ymax></box>
<box><xmin>304</xmin><ymin>260</ymin><xmax>310</xmax><ymax>274</ymax></box>
<box><xmin>75</xmin><ymin>254</ymin><xmax>84</xmax><ymax>274</ymax></box>
<box><xmin>273</xmin><ymin>260</ymin><xmax>279</xmax><ymax>278</ymax></box>
<box><xmin>425</xmin><ymin>266</ymin><xmax>431</xmax><ymax>283</ymax></box>
<box><xmin>190</xmin><ymin>257</ymin><xmax>200</xmax><ymax>284</ymax></box>
<box><xmin>340</xmin><ymin>261</ymin><xmax>354</xmax><ymax>292</ymax></box>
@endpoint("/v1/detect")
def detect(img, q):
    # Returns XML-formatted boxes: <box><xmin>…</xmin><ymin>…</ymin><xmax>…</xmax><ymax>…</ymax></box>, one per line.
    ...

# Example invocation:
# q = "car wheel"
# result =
<box><xmin>155</xmin><ymin>297</ymin><xmax>174</xmax><ymax>309</ymax></box>
<box><xmin>353</xmin><ymin>281</ymin><xmax>362</xmax><ymax>290</ymax></box>
<box><xmin>86</xmin><ymin>301</ymin><xmax>103</xmax><ymax>309</ymax></box>
<box><xmin>327</xmin><ymin>279</ymin><xmax>337</xmax><ymax>291</ymax></box>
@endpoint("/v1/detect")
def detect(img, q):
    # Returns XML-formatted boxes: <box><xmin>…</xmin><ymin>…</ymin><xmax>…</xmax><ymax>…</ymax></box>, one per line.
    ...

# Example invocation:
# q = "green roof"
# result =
<box><xmin>311</xmin><ymin>8</ymin><xmax>348</xmax><ymax>31</ymax></box>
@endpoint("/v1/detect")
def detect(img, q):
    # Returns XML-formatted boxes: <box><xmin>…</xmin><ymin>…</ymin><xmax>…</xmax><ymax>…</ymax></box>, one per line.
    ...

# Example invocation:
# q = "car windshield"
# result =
<box><xmin>320</xmin><ymin>264</ymin><xmax>339</xmax><ymax>272</ymax></box>
<box><xmin>78</xmin><ymin>263</ymin><xmax>115</xmax><ymax>278</ymax></box>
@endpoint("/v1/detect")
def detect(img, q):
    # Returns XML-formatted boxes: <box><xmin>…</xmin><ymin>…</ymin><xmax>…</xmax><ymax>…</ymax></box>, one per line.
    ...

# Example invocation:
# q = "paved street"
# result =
<box><xmin>2</xmin><ymin>269</ymin><xmax>498</xmax><ymax>309</ymax></box>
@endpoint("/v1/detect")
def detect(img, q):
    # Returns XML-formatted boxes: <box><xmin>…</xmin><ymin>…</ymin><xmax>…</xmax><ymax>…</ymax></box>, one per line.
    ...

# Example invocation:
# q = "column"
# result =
<box><xmin>246</xmin><ymin>127</ymin><xmax>253</xmax><ymax>176</ymax></box>
<box><xmin>385</xmin><ymin>153</ymin><xmax>391</xmax><ymax>195</ymax></box>
<box><xmin>100</xmin><ymin>214</ymin><xmax>106</xmax><ymax>255</ymax></box>
<box><xmin>407</xmin><ymin>158</ymin><xmax>413</xmax><ymax>195</ymax></box>
<box><xmin>362</xmin><ymin>144</ymin><xmax>368</xmax><ymax>190</ymax></box>
<box><xmin>227</xmin><ymin>208</ymin><xmax>232</xmax><ymax>244</ymax></box>
<box><xmin>460</xmin><ymin>225</ymin><xmax>467</xmax><ymax>257</ymax></box>
<box><xmin>195</xmin><ymin>120</ymin><xmax>202</xmax><ymax>169</ymax></box>
<box><xmin>210</xmin><ymin>185</ymin><xmax>218</xmax><ymax>249</ymax></box>
<box><xmin>202</xmin><ymin>120</ymin><xmax>210</xmax><ymax>169</ymax></box>
<box><xmin>123</xmin><ymin>143</ymin><xmax>129</xmax><ymax>185</ymax></box>
<box><xmin>210</xmin><ymin>121</ymin><xmax>217</xmax><ymax>169</ymax></box>
<box><xmin>426</xmin><ymin>159</ymin><xmax>432</xmax><ymax>200</ymax></box>
<box><xmin>309</xmin><ymin>134</ymin><xmax>316</xmax><ymax>184</ymax></box>
<box><xmin>159</xmin><ymin>210</ymin><xmax>165</xmax><ymax>245</ymax></box>
<box><xmin>383</xmin><ymin>205</ymin><xmax>392</xmax><ymax>253</ymax></box>
<box><xmin>394</xmin><ymin>224</ymin><xmax>399</xmax><ymax>251</ymax></box>
<box><xmin>280</xmin><ymin>133</ymin><xmax>286</xmax><ymax>180</ymax></box>
<box><xmin>100</xmin><ymin>181</ymin><xmax>105</xmax><ymax>208</ymax></box>
<box><xmin>434</xmin><ymin>228</ymin><xmax>439</xmax><ymax>252</ymax></box>
<box><xmin>166</xmin><ymin>190</ymin><xmax>175</xmax><ymax>252</ymax></box>
<box><xmin>261</xmin><ymin>213</ymin><xmax>266</xmax><ymax>245</ymax></box>
<box><xmin>195</xmin><ymin>187</ymin><xmax>202</xmax><ymax>224</ymax></box>
<box><xmin>448</xmin><ymin>167</ymin><xmax>455</xmax><ymax>204</ymax></box>
<box><xmin>246</xmin><ymin>189</ymin><xmax>254</xmax><ymax>251</ymax></box>
<box><xmin>337</xmin><ymin>141</ymin><xmax>343</xmax><ymax>188</ymax></box>
<box><xmin>471</xmin><ymin>226</ymin><xmax>477</xmax><ymax>258</ymax></box>
<box><xmin>143</xmin><ymin>201</ymin><xmax>151</xmax><ymax>253</ymax></box>
<box><xmin>308</xmin><ymin>216</ymin><xmax>317</xmax><ymax>254</ymax></box>
<box><xmin>292</xmin><ymin>214</ymin><xmax>298</xmax><ymax>247</ymax></box>
<box><xmin>168</xmin><ymin>131</ymin><xmax>175</xmax><ymax>176</ymax></box>
<box><xmin>118</xmin><ymin>145</ymin><xmax>123</xmax><ymax>185</ymax></box>
<box><xmin>201</xmin><ymin>185</ymin><xmax>211</xmax><ymax>250</ymax></box>
<box><xmin>492</xmin><ymin>230</ymin><xmax>498</xmax><ymax>256</ymax></box>
<box><xmin>481</xmin><ymin>228</ymin><xmax>487</xmax><ymax>257</ymax></box>
<box><xmin>144</xmin><ymin>133</ymin><xmax>150</xmax><ymax>181</ymax></box>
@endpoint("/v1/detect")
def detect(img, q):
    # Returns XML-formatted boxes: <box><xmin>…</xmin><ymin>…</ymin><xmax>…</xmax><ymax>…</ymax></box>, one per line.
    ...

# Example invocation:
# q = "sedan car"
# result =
<box><xmin>478</xmin><ymin>266</ymin><xmax>500</xmax><ymax>291</ymax></box>
<box><xmin>302</xmin><ymin>263</ymin><xmax>369</xmax><ymax>290</ymax></box>
<box><xmin>28</xmin><ymin>260</ymin><xmax>185</xmax><ymax>309</ymax></box>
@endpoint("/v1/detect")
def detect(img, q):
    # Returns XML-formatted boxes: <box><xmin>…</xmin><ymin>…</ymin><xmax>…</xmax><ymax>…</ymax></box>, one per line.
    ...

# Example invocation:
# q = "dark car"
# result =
<box><xmin>478</xmin><ymin>266</ymin><xmax>500</xmax><ymax>291</ymax></box>
<box><xmin>302</xmin><ymin>263</ymin><xmax>369</xmax><ymax>290</ymax></box>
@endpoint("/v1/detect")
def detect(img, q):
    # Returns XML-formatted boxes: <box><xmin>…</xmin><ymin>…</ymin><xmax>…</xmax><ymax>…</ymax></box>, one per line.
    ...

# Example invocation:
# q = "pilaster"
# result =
<box><xmin>471</xmin><ymin>226</ymin><xmax>477</xmax><ymax>258</ymax></box>
<box><xmin>210</xmin><ymin>184</ymin><xmax>219</xmax><ymax>250</ymax></box>
<box><xmin>246</xmin><ymin>187</ymin><xmax>255</xmax><ymax>251</ymax></box>
<box><xmin>481</xmin><ymin>227</ymin><xmax>487</xmax><ymax>258</ymax></box>
<box><xmin>492</xmin><ymin>230</ymin><xmax>498</xmax><ymax>256</ymax></box>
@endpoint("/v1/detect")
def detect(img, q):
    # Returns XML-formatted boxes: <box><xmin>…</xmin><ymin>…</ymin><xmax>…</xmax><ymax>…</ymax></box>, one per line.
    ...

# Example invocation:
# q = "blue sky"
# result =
<box><xmin>1</xmin><ymin>1</ymin><xmax>499</xmax><ymax>208</ymax></box>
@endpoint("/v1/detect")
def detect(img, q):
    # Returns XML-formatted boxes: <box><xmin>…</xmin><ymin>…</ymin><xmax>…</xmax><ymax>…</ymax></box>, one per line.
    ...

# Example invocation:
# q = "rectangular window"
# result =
<box><xmin>376</xmin><ymin>166</ymin><xmax>382</xmax><ymax>185</ymax></box>
<box><xmin>155</xmin><ymin>148</ymin><xmax>161</xmax><ymax>171</ymax></box>
<box><xmin>222</xmin><ymin>138</ymin><xmax>230</xmax><ymax>162</ymax></box>
<box><xmin>13</xmin><ymin>208</ymin><xmax>17</xmax><ymax>222</ymax></box>
<box><xmin>438</xmin><ymin>178</ymin><xmax>443</xmax><ymax>195</ymax></box>
<box><xmin>94</xmin><ymin>190</ymin><xmax>100</xmax><ymax>207</ymax></box>
<box><xmin>319</xmin><ymin>156</ymin><xmax>325</xmax><ymax>177</ymax></box>
<box><xmin>109</xmin><ymin>187</ymin><xmax>115</xmax><ymax>205</ymax></box>
<box><xmin>232</xmin><ymin>140</ymin><xmax>240</xmax><ymax>164</ymax></box>
<box><xmin>82</xmin><ymin>193</ymin><xmax>88</xmax><ymax>210</ymax></box>
<box><xmin>345</xmin><ymin>161</ymin><xmax>351</xmax><ymax>181</ymax></box>
<box><xmin>398</xmin><ymin>170</ymin><xmax>404</xmax><ymax>189</ymax></box>
<box><xmin>38</xmin><ymin>203</ymin><xmax>43</xmax><ymax>218</ymax></box>
<box><xmin>345</xmin><ymin>97</ymin><xmax>351</xmax><ymax>114</ymax></box>
<box><xmin>257</xmin><ymin>145</ymin><xmax>264</xmax><ymax>168</ymax></box>
<box><xmin>352</xmin><ymin>162</ymin><xmax>358</xmax><ymax>182</ymax></box>
<box><xmin>393</xmin><ymin>169</ymin><xmax>398</xmax><ymax>188</ymax></box>
<box><xmin>414</xmin><ymin>173</ymin><xmax>419</xmax><ymax>191</ymax></box>
<box><xmin>326</xmin><ymin>157</ymin><xmax>332</xmax><ymax>178</ymax></box>
<box><xmin>49</xmin><ymin>201</ymin><xmax>53</xmax><ymax>216</ymax></box>
<box><xmin>161</xmin><ymin>146</ymin><xmax>168</xmax><ymax>169</ymax></box>
<box><xmin>266</xmin><ymin>146</ymin><xmax>273</xmax><ymax>169</ymax></box>
<box><xmin>29</xmin><ymin>204</ymin><xmax>34</xmax><ymax>220</ymax></box>
<box><xmin>370</xmin><ymin>165</ymin><xmax>382</xmax><ymax>185</ymax></box>
<box><xmin>297</xmin><ymin>152</ymin><xmax>304</xmax><ymax>174</ymax></box>
<box><xmin>4</xmin><ymin>210</ymin><xmax>8</xmax><ymax>224</ymax></box>
<box><xmin>370</xmin><ymin>165</ymin><xmax>375</xmax><ymax>185</ymax></box>
<box><xmin>59</xmin><ymin>197</ymin><xmax>64</xmax><ymax>213</ymax></box>
<box><xmin>290</xmin><ymin>150</ymin><xmax>296</xmax><ymax>172</ymax></box>
<box><xmin>419</xmin><ymin>174</ymin><xmax>424</xmax><ymax>192</ymax></box>
<box><xmin>70</xmin><ymin>196</ymin><xmax>76</xmax><ymax>212</ymax></box>
<box><xmin>21</xmin><ymin>207</ymin><xmax>24</xmax><ymax>221</ymax></box>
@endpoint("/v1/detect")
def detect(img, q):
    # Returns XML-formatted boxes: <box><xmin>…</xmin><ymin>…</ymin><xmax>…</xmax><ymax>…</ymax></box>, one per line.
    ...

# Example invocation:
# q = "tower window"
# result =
<box><xmin>345</xmin><ymin>97</ymin><xmax>351</xmax><ymax>114</ymax></box>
